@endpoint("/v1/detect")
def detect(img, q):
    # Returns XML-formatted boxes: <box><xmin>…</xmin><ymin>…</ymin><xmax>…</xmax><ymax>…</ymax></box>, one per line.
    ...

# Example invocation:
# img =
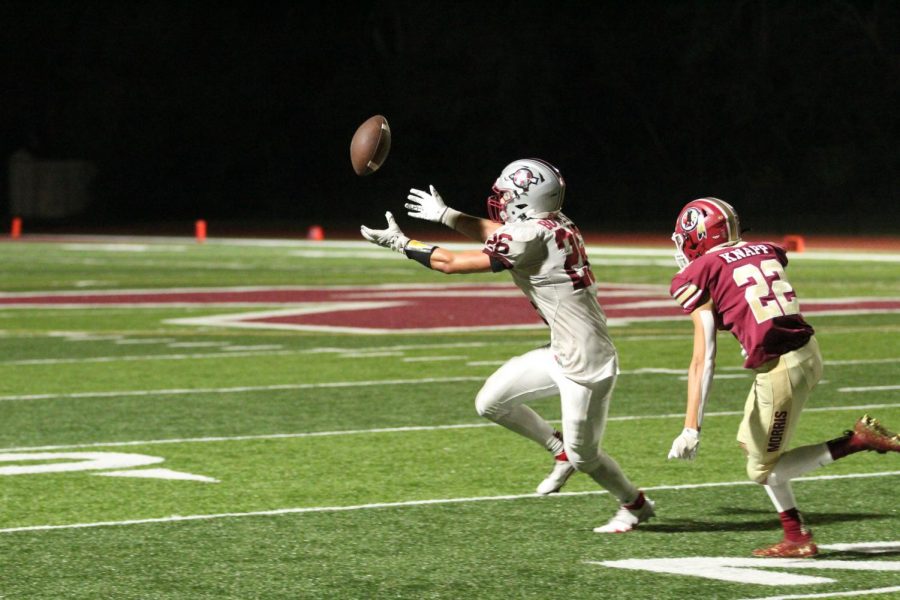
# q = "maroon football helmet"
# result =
<box><xmin>672</xmin><ymin>197</ymin><xmax>741</xmax><ymax>269</ymax></box>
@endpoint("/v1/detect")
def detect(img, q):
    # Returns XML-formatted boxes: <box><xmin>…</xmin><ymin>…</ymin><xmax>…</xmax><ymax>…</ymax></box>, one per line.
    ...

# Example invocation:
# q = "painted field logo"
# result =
<box><xmin>591</xmin><ymin>548</ymin><xmax>900</xmax><ymax>590</ymax></box>
<box><xmin>0</xmin><ymin>452</ymin><xmax>217</xmax><ymax>483</ymax></box>
<box><xmin>1</xmin><ymin>284</ymin><xmax>898</xmax><ymax>334</ymax></box>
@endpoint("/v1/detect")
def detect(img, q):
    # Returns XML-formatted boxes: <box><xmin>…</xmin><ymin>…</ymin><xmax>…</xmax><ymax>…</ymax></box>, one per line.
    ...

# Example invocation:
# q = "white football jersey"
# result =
<box><xmin>482</xmin><ymin>213</ymin><xmax>617</xmax><ymax>383</ymax></box>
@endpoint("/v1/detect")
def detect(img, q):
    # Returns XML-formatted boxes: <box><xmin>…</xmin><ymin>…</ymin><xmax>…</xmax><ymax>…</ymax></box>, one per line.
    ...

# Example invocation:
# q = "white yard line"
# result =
<box><xmin>0</xmin><ymin>376</ymin><xmax>487</xmax><ymax>402</ymax></box>
<box><xmin>824</xmin><ymin>358</ymin><xmax>900</xmax><ymax>366</ymax></box>
<box><xmin>2</xmin><ymin>366</ymin><xmax>897</xmax><ymax>402</ymax></box>
<box><xmin>817</xmin><ymin>542</ymin><xmax>900</xmax><ymax>553</ymax></box>
<box><xmin>0</xmin><ymin>341</ymin><xmax>498</xmax><ymax>366</ymax></box>
<box><xmin>739</xmin><ymin>585</ymin><xmax>900</xmax><ymax>600</ymax></box>
<box><xmin>0</xmin><ymin>335</ymin><xmax>895</xmax><ymax>367</ymax></box>
<box><xmin>1</xmin><ymin>470</ymin><xmax>897</xmax><ymax>535</ymax></box>
<box><xmin>31</xmin><ymin>235</ymin><xmax>900</xmax><ymax>262</ymax></box>
<box><xmin>838</xmin><ymin>385</ymin><xmax>900</xmax><ymax>393</ymax></box>
<box><xmin>1</xmin><ymin>402</ymin><xmax>898</xmax><ymax>453</ymax></box>
<box><xmin>0</xmin><ymin>350</ymin><xmax>305</xmax><ymax>366</ymax></box>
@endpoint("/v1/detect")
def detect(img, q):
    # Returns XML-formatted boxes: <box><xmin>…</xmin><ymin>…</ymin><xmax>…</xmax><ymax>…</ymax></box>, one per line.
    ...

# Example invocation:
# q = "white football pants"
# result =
<box><xmin>474</xmin><ymin>346</ymin><xmax>639</xmax><ymax>503</ymax></box>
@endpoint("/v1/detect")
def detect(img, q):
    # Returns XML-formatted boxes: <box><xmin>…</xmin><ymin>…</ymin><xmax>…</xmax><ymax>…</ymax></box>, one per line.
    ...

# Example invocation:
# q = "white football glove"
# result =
<box><xmin>667</xmin><ymin>427</ymin><xmax>700</xmax><ymax>460</ymax></box>
<box><xmin>405</xmin><ymin>186</ymin><xmax>459</xmax><ymax>227</ymax></box>
<box><xmin>360</xmin><ymin>211</ymin><xmax>409</xmax><ymax>254</ymax></box>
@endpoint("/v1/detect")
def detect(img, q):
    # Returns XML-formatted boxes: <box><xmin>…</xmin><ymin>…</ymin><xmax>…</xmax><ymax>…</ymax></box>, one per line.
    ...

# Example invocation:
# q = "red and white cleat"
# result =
<box><xmin>752</xmin><ymin>535</ymin><xmax>818</xmax><ymax>558</ymax></box>
<box><xmin>536</xmin><ymin>458</ymin><xmax>576</xmax><ymax>495</ymax></box>
<box><xmin>593</xmin><ymin>493</ymin><xmax>655</xmax><ymax>533</ymax></box>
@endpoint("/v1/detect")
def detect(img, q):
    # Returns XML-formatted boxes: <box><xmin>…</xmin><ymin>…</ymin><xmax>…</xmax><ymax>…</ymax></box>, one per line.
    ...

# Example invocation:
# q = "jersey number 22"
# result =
<box><xmin>733</xmin><ymin>259</ymin><xmax>800</xmax><ymax>323</ymax></box>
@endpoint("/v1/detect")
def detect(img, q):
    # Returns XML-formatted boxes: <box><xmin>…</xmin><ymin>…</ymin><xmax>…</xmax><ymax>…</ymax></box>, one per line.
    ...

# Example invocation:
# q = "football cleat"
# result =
<box><xmin>536</xmin><ymin>458</ymin><xmax>576</xmax><ymax>495</ymax></box>
<box><xmin>593</xmin><ymin>493</ymin><xmax>655</xmax><ymax>533</ymax></box>
<box><xmin>752</xmin><ymin>535</ymin><xmax>818</xmax><ymax>558</ymax></box>
<box><xmin>849</xmin><ymin>414</ymin><xmax>900</xmax><ymax>454</ymax></box>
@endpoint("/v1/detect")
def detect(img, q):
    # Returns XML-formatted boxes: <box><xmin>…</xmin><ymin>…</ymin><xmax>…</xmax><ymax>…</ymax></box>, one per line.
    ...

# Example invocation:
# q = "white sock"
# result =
<box><xmin>546</xmin><ymin>433</ymin><xmax>565</xmax><ymax>456</ymax></box>
<box><xmin>767</xmin><ymin>443</ymin><xmax>834</xmax><ymax>487</ymax></box>
<box><xmin>765</xmin><ymin>482</ymin><xmax>797</xmax><ymax>512</ymax></box>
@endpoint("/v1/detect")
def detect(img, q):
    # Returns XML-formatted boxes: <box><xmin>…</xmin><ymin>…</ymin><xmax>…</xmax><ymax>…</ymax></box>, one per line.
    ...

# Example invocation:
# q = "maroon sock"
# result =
<box><xmin>827</xmin><ymin>433</ymin><xmax>864</xmax><ymax>460</ymax></box>
<box><xmin>779</xmin><ymin>508</ymin><xmax>811</xmax><ymax>542</ymax></box>
<box><xmin>625</xmin><ymin>491</ymin><xmax>646</xmax><ymax>510</ymax></box>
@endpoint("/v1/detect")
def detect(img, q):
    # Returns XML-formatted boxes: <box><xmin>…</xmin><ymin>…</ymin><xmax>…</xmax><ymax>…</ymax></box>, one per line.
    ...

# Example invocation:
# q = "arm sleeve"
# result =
<box><xmin>695</xmin><ymin>308</ymin><xmax>717</xmax><ymax>428</ymax></box>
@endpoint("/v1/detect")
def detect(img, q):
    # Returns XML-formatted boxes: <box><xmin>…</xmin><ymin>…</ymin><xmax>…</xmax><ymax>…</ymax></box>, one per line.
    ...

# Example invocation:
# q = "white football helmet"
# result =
<box><xmin>487</xmin><ymin>158</ymin><xmax>565</xmax><ymax>223</ymax></box>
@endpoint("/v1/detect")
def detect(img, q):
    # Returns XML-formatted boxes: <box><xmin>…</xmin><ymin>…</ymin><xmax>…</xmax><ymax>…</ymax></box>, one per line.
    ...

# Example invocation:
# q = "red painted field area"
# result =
<box><xmin>2</xmin><ymin>284</ymin><xmax>898</xmax><ymax>333</ymax></box>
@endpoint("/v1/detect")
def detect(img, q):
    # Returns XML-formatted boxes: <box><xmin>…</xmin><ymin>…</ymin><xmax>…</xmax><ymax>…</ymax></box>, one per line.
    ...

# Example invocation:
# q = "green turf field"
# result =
<box><xmin>0</xmin><ymin>236</ymin><xmax>898</xmax><ymax>599</ymax></box>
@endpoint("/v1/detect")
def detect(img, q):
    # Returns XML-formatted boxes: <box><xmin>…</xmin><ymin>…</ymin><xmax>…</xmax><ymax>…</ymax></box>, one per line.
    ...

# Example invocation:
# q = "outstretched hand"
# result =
<box><xmin>360</xmin><ymin>212</ymin><xmax>409</xmax><ymax>254</ymax></box>
<box><xmin>405</xmin><ymin>185</ymin><xmax>448</xmax><ymax>223</ymax></box>
<box><xmin>667</xmin><ymin>427</ymin><xmax>700</xmax><ymax>460</ymax></box>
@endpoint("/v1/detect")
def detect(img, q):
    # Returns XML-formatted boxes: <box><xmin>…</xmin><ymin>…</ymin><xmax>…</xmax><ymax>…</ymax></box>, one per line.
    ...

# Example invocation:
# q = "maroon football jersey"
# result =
<box><xmin>670</xmin><ymin>241</ymin><xmax>814</xmax><ymax>369</ymax></box>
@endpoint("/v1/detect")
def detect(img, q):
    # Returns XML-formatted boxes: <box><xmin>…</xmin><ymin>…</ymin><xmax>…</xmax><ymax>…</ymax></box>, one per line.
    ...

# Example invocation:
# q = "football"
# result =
<box><xmin>350</xmin><ymin>115</ymin><xmax>391</xmax><ymax>176</ymax></box>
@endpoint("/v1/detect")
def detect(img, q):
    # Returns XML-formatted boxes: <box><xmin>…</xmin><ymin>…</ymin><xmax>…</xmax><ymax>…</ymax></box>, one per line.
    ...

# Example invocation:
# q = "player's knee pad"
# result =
<box><xmin>563</xmin><ymin>444</ymin><xmax>601</xmax><ymax>473</ymax></box>
<box><xmin>764</xmin><ymin>460</ymin><xmax>796</xmax><ymax>487</ymax></box>
<box><xmin>572</xmin><ymin>455</ymin><xmax>603</xmax><ymax>474</ymax></box>
<box><xmin>474</xmin><ymin>387</ymin><xmax>506</xmax><ymax>421</ymax></box>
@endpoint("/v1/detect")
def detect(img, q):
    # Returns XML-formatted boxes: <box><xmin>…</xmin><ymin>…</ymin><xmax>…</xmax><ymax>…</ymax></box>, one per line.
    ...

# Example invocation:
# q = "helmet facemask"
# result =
<box><xmin>672</xmin><ymin>232</ymin><xmax>690</xmax><ymax>270</ymax></box>
<box><xmin>487</xmin><ymin>186</ymin><xmax>512</xmax><ymax>224</ymax></box>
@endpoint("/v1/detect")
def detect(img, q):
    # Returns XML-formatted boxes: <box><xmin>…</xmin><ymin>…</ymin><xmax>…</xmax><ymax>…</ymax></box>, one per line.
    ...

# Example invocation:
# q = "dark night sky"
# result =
<box><xmin>2</xmin><ymin>1</ymin><xmax>899</xmax><ymax>234</ymax></box>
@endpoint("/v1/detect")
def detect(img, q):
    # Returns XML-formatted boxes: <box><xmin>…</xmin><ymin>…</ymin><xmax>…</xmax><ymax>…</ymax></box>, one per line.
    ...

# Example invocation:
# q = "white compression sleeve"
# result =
<box><xmin>696</xmin><ymin>309</ymin><xmax>717</xmax><ymax>427</ymax></box>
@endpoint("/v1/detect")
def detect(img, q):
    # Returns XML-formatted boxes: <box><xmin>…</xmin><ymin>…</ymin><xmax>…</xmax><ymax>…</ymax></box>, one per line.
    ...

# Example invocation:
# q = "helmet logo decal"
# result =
<box><xmin>509</xmin><ymin>168</ymin><xmax>543</xmax><ymax>191</ymax></box>
<box><xmin>680</xmin><ymin>207</ymin><xmax>706</xmax><ymax>239</ymax></box>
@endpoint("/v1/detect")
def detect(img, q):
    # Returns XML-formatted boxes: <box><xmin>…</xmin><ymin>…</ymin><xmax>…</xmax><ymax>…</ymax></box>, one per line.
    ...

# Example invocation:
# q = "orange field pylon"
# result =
<box><xmin>307</xmin><ymin>225</ymin><xmax>325</xmax><ymax>241</ymax></box>
<box><xmin>783</xmin><ymin>235</ymin><xmax>806</xmax><ymax>252</ymax></box>
<box><xmin>195</xmin><ymin>219</ymin><xmax>207</xmax><ymax>243</ymax></box>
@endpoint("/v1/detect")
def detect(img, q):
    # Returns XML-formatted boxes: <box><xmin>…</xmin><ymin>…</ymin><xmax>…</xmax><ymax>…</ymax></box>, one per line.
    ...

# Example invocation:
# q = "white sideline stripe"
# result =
<box><xmin>2</xmin><ymin>401</ymin><xmax>898</xmax><ymax>453</ymax></box>
<box><xmin>20</xmin><ymin>235</ymin><xmax>900</xmax><ymax>261</ymax></box>
<box><xmin>401</xmin><ymin>356</ymin><xmax>466</xmax><ymax>363</ymax></box>
<box><xmin>825</xmin><ymin>358</ymin><xmax>900</xmax><ymax>366</ymax></box>
<box><xmin>818</xmin><ymin>541</ymin><xmax>900</xmax><ymax>552</ymax></box>
<box><xmin>1</xmin><ymin>470</ymin><xmax>897</xmax><ymax>535</ymax></box>
<box><xmin>0</xmin><ymin>281</ymin><xmax>660</xmax><ymax>298</ymax></box>
<box><xmin>2</xmin><ymin>350</ymin><xmax>898</xmax><ymax>368</ymax></box>
<box><xmin>0</xmin><ymin>341</ymin><xmax>497</xmax><ymax>366</ymax></box>
<box><xmin>4</xmin><ymin>362</ymin><xmax>900</xmax><ymax>401</ymax></box>
<box><xmin>0</xmin><ymin>377</ymin><xmax>487</xmax><ymax>402</ymax></box>
<box><xmin>739</xmin><ymin>586</ymin><xmax>900</xmax><ymax>600</ymax></box>
<box><xmin>1</xmin><ymin>350</ymin><xmax>341</xmax><ymax>366</ymax></box>
<box><xmin>839</xmin><ymin>385</ymin><xmax>900</xmax><ymax>392</ymax></box>
<box><xmin>3</xmin><ymin>350</ymin><xmax>898</xmax><ymax>368</ymax></box>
